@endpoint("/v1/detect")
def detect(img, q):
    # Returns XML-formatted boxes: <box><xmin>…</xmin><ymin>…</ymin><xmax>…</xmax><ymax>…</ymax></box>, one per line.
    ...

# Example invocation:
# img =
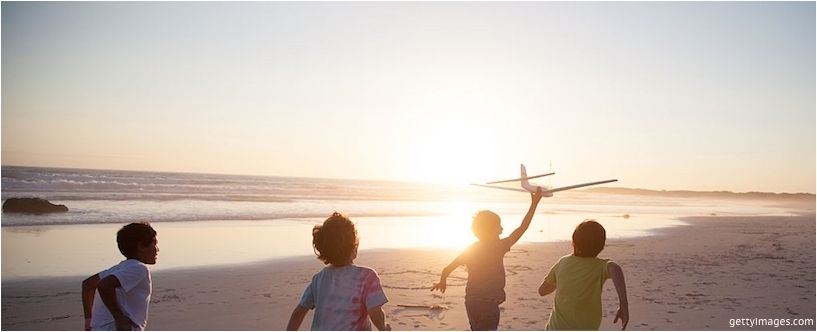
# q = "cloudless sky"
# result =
<box><xmin>2</xmin><ymin>2</ymin><xmax>815</xmax><ymax>193</ymax></box>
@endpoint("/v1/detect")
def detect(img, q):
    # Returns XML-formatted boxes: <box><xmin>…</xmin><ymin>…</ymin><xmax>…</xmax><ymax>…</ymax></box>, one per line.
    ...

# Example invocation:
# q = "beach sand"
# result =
<box><xmin>2</xmin><ymin>213</ymin><xmax>814</xmax><ymax>330</ymax></box>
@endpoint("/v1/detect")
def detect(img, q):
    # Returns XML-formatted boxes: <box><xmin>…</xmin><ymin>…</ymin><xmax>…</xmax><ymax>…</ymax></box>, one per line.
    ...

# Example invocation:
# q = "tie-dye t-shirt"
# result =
<box><xmin>298</xmin><ymin>264</ymin><xmax>389</xmax><ymax>331</ymax></box>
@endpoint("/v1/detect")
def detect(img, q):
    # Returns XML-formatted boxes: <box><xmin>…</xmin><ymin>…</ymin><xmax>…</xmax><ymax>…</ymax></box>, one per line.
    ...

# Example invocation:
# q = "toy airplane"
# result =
<box><xmin>472</xmin><ymin>164</ymin><xmax>617</xmax><ymax>197</ymax></box>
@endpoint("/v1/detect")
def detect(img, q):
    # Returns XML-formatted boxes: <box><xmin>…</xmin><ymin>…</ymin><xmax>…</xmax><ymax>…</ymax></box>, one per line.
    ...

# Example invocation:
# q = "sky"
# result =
<box><xmin>2</xmin><ymin>2</ymin><xmax>815</xmax><ymax>193</ymax></box>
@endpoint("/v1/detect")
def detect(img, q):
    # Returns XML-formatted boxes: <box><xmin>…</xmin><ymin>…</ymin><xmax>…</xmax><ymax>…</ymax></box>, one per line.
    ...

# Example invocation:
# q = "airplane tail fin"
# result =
<box><xmin>520</xmin><ymin>164</ymin><xmax>537</xmax><ymax>192</ymax></box>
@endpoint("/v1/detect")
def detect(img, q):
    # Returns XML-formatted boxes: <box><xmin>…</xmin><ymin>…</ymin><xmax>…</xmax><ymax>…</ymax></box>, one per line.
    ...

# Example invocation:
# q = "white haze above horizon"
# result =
<box><xmin>2</xmin><ymin>2</ymin><xmax>815</xmax><ymax>194</ymax></box>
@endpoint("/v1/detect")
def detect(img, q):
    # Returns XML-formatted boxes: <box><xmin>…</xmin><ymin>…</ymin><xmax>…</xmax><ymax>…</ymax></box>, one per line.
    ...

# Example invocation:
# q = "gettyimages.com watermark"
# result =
<box><xmin>729</xmin><ymin>318</ymin><xmax>815</xmax><ymax>328</ymax></box>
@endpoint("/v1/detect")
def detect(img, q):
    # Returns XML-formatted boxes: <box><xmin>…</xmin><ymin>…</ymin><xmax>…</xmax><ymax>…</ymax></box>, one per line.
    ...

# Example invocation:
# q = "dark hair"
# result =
<box><xmin>117</xmin><ymin>222</ymin><xmax>157</xmax><ymax>258</ymax></box>
<box><xmin>572</xmin><ymin>219</ymin><xmax>606</xmax><ymax>257</ymax></box>
<box><xmin>312</xmin><ymin>212</ymin><xmax>359</xmax><ymax>266</ymax></box>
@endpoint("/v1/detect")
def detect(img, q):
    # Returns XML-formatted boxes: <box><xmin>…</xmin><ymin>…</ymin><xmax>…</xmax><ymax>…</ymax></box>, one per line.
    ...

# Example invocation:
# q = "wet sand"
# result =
<box><xmin>2</xmin><ymin>214</ymin><xmax>815</xmax><ymax>330</ymax></box>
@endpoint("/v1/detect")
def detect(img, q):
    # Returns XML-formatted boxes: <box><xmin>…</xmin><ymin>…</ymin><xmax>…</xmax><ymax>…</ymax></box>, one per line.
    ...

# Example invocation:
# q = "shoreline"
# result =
<box><xmin>3</xmin><ymin>213</ymin><xmax>815</xmax><ymax>330</ymax></box>
<box><xmin>1</xmin><ymin>211</ymin><xmax>693</xmax><ymax>280</ymax></box>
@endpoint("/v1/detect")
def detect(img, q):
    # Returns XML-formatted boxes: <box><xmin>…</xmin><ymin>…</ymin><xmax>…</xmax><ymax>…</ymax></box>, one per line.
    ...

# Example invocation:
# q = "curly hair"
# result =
<box><xmin>312</xmin><ymin>212</ymin><xmax>359</xmax><ymax>266</ymax></box>
<box><xmin>572</xmin><ymin>219</ymin><xmax>606</xmax><ymax>258</ymax></box>
<box><xmin>471</xmin><ymin>210</ymin><xmax>501</xmax><ymax>240</ymax></box>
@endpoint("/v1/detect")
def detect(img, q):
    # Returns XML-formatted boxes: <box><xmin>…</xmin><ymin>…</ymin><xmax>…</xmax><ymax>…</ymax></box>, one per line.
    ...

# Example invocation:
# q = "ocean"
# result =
<box><xmin>0</xmin><ymin>166</ymin><xmax>799</xmax><ymax>279</ymax></box>
<box><xmin>0</xmin><ymin>166</ymin><xmax>491</xmax><ymax>226</ymax></box>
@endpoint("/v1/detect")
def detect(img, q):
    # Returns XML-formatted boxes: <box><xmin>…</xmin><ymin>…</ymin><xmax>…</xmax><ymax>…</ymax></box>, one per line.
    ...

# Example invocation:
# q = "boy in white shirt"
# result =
<box><xmin>82</xmin><ymin>223</ymin><xmax>159</xmax><ymax>331</ymax></box>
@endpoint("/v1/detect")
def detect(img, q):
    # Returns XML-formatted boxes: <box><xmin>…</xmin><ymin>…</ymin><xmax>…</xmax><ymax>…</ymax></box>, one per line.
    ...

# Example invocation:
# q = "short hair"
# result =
<box><xmin>572</xmin><ymin>219</ymin><xmax>606</xmax><ymax>257</ymax></box>
<box><xmin>312</xmin><ymin>212</ymin><xmax>359</xmax><ymax>266</ymax></box>
<box><xmin>472</xmin><ymin>210</ymin><xmax>501</xmax><ymax>240</ymax></box>
<box><xmin>117</xmin><ymin>222</ymin><xmax>157</xmax><ymax>258</ymax></box>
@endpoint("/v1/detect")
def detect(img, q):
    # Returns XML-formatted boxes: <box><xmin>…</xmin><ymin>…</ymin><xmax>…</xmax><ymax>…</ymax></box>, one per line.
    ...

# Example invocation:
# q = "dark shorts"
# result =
<box><xmin>465</xmin><ymin>299</ymin><xmax>501</xmax><ymax>331</ymax></box>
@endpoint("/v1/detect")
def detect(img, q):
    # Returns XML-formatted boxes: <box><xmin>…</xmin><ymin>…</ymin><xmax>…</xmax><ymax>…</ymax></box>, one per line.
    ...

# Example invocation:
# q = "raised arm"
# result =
<box><xmin>96</xmin><ymin>275</ymin><xmax>136</xmax><ymax>331</ymax></box>
<box><xmin>368</xmin><ymin>304</ymin><xmax>391</xmax><ymax>331</ymax></box>
<box><xmin>506</xmin><ymin>187</ymin><xmax>543</xmax><ymax>246</ymax></box>
<box><xmin>82</xmin><ymin>274</ymin><xmax>100</xmax><ymax>330</ymax></box>
<box><xmin>286</xmin><ymin>305</ymin><xmax>309</xmax><ymax>331</ymax></box>
<box><xmin>608</xmin><ymin>262</ymin><xmax>629</xmax><ymax>330</ymax></box>
<box><xmin>430</xmin><ymin>253</ymin><xmax>465</xmax><ymax>293</ymax></box>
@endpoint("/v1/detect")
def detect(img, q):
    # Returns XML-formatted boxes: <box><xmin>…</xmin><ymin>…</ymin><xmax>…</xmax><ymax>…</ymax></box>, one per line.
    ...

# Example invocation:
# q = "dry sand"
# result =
<box><xmin>2</xmin><ymin>214</ymin><xmax>814</xmax><ymax>330</ymax></box>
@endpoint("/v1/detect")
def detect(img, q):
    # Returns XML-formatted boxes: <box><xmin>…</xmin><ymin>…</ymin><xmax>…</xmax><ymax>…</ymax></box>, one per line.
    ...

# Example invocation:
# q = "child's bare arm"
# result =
<box><xmin>608</xmin><ymin>262</ymin><xmax>629</xmax><ymax>330</ymax></box>
<box><xmin>81</xmin><ymin>274</ymin><xmax>100</xmax><ymax>330</ymax></box>
<box><xmin>538</xmin><ymin>280</ymin><xmax>556</xmax><ymax>296</ymax></box>
<box><xmin>286</xmin><ymin>305</ymin><xmax>309</xmax><ymax>331</ymax></box>
<box><xmin>368</xmin><ymin>305</ymin><xmax>391</xmax><ymax>331</ymax></box>
<box><xmin>430</xmin><ymin>254</ymin><xmax>464</xmax><ymax>293</ymax></box>
<box><xmin>507</xmin><ymin>187</ymin><xmax>543</xmax><ymax>246</ymax></box>
<box><xmin>96</xmin><ymin>275</ymin><xmax>136</xmax><ymax>331</ymax></box>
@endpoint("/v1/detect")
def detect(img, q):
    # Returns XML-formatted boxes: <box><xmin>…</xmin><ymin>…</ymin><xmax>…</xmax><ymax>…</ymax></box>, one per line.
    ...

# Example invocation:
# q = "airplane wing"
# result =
<box><xmin>473</xmin><ymin>164</ymin><xmax>618</xmax><ymax>196</ymax></box>
<box><xmin>485</xmin><ymin>172</ymin><xmax>555</xmax><ymax>184</ymax></box>
<box><xmin>541</xmin><ymin>179</ymin><xmax>618</xmax><ymax>194</ymax></box>
<box><xmin>470</xmin><ymin>184</ymin><xmax>529</xmax><ymax>192</ymax></box>
<box><xmin>473</xmin><ymin>179</ymin><xmax>617</xmax><ymax>194</ymax></box>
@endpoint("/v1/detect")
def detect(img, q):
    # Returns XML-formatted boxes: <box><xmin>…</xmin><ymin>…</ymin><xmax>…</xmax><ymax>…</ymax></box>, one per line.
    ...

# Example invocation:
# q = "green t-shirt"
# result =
<box><xmin>544</xmin><ymin>255</ymin><xmax>611</xmax><ymax>330</ymax></box>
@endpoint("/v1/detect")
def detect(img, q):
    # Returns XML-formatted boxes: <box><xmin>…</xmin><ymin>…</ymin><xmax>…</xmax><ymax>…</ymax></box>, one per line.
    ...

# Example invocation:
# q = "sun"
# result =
<box><xmin>404</xmin><ymin>115</ymin><xmax>504</xmax><ymax>185</ymax></box>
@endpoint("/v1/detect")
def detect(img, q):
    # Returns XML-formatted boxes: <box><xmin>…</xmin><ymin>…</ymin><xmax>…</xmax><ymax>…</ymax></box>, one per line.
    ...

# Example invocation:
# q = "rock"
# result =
<box><xmin>2</xmin><ymin>197</ymin><xmax>68</xmax><ymax>214</ymax></box>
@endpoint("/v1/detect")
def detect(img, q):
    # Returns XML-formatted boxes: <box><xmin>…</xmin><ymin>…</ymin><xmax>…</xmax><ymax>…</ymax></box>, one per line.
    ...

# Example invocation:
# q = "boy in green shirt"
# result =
<box><xmin>539</xmin><ymin>220</ymin><xmax>629</xmax><ymax>330</ymax></box>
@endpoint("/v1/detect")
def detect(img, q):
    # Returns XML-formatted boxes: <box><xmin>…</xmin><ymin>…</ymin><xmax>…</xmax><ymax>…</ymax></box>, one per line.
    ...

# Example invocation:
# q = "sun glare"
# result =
<box><xmin>422</xmin><ymin>200</ymin><xmax>480</xmax><ymax>248</ymax></box>
<box><xmin>405</xmin><ymin>110</ymin><xmax>504</xmax><ymax>185</ymax></box>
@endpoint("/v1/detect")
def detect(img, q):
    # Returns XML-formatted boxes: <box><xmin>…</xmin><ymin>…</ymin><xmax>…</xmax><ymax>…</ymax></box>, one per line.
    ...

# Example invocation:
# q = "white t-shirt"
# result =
<box><xmin>90</xmin><ymin>259</ymin><xmax>152</xmax><ymax>331</ymax></box>
<box><xmin>299</xmin><ymin>264</ymin><xmax>388</xmax><ymax>331</ymax></box>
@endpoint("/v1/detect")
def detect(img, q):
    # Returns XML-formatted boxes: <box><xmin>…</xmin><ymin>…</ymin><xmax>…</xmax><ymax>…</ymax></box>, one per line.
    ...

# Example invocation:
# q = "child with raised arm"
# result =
<box><xmin>539</xmin><ymin>220</ymin><xmax>629</xmax><ymax>330</ymax></box>
<box><xmin>81</xmin><ymin>222</ymin><xmax>159</xmax><ymax>331</ymax></box>
<box><xmin>287</xmin><ymin>212</ymin><xmax>391</xmax><ymax>331</ymax></box>
<box><xmin>431</xmin><ymin>188</ymin><xmax>543</xmax><ymax>330</ymax></box>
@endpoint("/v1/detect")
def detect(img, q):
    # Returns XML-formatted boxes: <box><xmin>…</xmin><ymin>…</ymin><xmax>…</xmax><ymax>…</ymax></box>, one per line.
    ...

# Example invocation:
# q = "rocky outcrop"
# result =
<box><xmin>2</xmin><ymin>198</ymin><xmax>68</xmax><ymax>214</ymax></box>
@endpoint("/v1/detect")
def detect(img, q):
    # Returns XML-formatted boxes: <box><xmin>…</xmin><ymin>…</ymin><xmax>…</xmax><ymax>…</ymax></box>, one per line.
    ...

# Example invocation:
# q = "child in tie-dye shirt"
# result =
<box><xmin>287</xmin><ymin>212</ymin><xmax>390</xmax><ymax>331</ymax></box>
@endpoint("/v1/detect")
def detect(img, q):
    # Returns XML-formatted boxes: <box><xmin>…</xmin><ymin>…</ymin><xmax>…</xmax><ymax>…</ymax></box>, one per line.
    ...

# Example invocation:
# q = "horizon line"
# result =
<box><xmin>1</xmin><ymin>163</ymin><xmax>814</xmax><ymax>196</ymax></box>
